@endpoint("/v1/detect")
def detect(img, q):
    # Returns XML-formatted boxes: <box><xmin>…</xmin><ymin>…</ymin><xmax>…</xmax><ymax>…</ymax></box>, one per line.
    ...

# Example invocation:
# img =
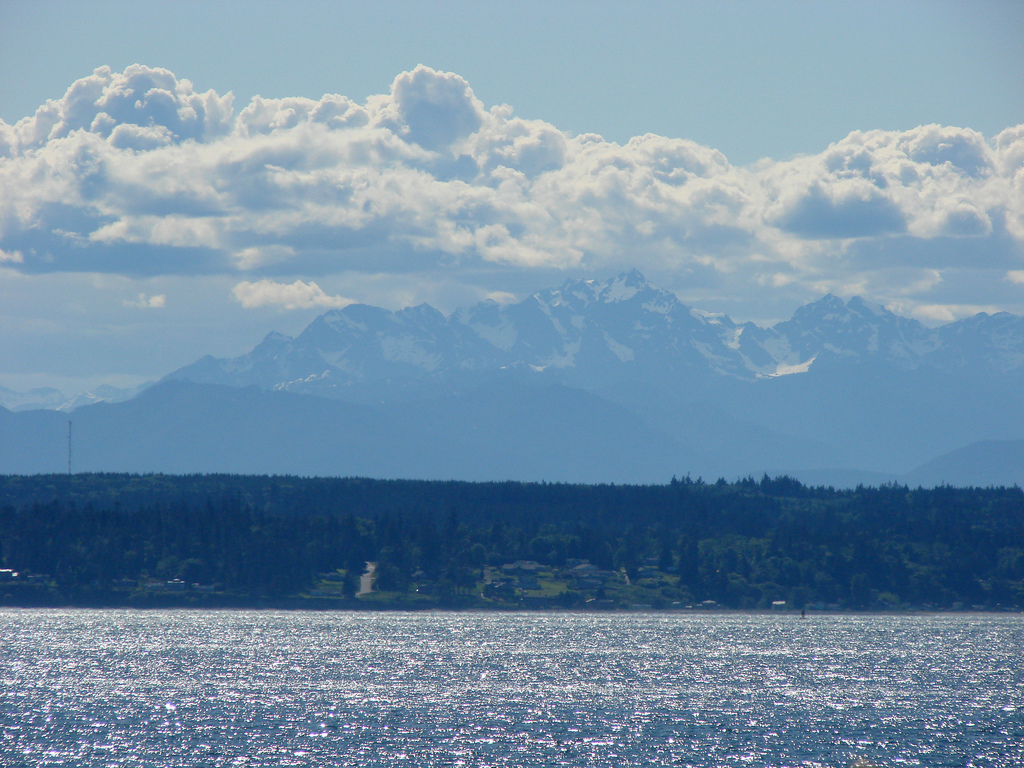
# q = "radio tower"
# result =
<box><xmin>68</xmin><ymin>420</ymin><xmax>72</xmax><ymax>475</ymax></box>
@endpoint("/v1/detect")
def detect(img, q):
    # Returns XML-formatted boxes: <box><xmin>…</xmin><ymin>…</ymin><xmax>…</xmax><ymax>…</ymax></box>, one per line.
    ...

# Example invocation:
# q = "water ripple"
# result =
<box><xmin>0</xmin><ymin>611</ymin><xmax>1021</xmax><ymax>767</ymax></box>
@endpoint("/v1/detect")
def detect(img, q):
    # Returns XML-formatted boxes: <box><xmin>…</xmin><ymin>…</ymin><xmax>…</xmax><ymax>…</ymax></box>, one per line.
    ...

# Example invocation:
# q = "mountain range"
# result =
<box><xmin>169</xmin><ymin>269</ymin><xmax>1024</xmax><ymax>394</ymax></box>
<box><xmin>4</xmin><ymin>271</ymin><xmax>1023</xmax><ymax>486</ymax></box>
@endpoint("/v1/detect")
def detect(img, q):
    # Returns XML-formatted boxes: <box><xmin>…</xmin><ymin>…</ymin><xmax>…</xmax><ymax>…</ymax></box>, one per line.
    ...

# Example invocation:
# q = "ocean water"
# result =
<box><xmin>0</xmin><ymin>610</ymin><xmax>1020</xmax><ymax>767</ymax></box>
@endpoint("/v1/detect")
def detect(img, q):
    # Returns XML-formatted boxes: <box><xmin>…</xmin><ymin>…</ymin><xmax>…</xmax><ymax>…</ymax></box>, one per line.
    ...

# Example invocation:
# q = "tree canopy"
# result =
<box><xmin>1</xmin><ymin>473</ymin><xmax>1021</xmax><ymax>611</ymax></box>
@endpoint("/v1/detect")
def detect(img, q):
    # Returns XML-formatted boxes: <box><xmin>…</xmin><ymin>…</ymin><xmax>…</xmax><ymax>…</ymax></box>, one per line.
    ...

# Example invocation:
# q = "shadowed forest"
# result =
<box><xmin>1</xmin><ymin>473</ymin><xmax>1022</xmax><ymax>612</ymax></box>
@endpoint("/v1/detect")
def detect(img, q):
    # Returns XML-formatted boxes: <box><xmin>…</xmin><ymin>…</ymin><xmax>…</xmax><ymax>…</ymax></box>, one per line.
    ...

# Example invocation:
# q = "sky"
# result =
<box><xmin>1</xmin><ymin>0</ymin><xmax>1023</xmax><ymax>395</ymax></box>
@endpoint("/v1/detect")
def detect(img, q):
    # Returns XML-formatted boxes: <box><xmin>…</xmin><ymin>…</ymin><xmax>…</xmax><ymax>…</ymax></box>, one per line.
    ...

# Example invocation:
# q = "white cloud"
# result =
<box><xmin>5</xmin><ymin>64</ymin><xmax>233</xmax><ymax>154</ymax></box>
<box><xmin>235</xmin><ymin>94</ymin><xmax>369</xmax><ymax>138</ymax></box>
<box><xmin>1008</xmin><ymin>270</ymin><xmax>1024</xmax><ymax>285</ymax></box>
<box><xmin>232</xmin><ymin>279</ymin><xmax>354</xmax><ymax>310</ymax></box>
<box><xmin>0</xmin><ymin>63</ymin><xmax>1022</xmax><ymax>324</ymax></box>
<box><xmin>484</xmin><ymin>290</ymin><xmax>518</xmax><ymax>305</ymax></box>
<box><xmin>911</xmin><ymin>303</ymin><xmax>1005</xmax><ymax>324</ymax></box>
<box><xmin>123</xmin><ymin>292</ymin><xmax>166</xmax><ymax>308</ymax></box>
<box><xmin>383</xmin><ymin>65</ymin><xmax>485</xmax><ymax>151</ymax></box>
<box><xmin>233</xmin><ymin>244</ymin><xmax>296</xmax><ymax>270</ymax></box>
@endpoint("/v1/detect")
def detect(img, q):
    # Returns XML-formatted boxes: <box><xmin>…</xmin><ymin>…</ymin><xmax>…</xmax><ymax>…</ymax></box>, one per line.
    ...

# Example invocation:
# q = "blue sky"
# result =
<box><xmin>1</xmin><ymin>0</ymin><xmax>1023</xmax><ymax>395</ymax></box>
<box><xmin>4</xmin><ymin>1</ymin><xmax>1021</xmax><ymax>164</ymax></box>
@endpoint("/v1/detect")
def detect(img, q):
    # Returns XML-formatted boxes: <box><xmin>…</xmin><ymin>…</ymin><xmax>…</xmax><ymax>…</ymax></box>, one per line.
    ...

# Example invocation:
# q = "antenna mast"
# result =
<box><xmin>68</xmin><ymin>420</ymin><xmax>72</xmax><ymax>475</ymax></box>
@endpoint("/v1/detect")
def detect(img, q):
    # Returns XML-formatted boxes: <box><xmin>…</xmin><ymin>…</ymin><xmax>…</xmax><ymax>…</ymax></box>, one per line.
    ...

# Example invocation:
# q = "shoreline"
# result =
<box><xmin>0</xmin><ymin>596</ymin><xmax>1019</xmax><ymax>617</ymax></box>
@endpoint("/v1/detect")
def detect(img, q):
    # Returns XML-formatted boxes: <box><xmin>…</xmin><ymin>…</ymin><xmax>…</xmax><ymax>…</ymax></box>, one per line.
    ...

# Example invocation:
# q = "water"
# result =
<box><xmin>0</xmin><ymin>610</ymin><xmax>1020</xmax><ymax>767</ymax></box>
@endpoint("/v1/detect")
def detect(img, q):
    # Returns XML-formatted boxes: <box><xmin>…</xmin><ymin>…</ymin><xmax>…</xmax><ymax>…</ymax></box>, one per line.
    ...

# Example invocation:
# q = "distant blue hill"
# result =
<box><xmin>903</xmin><ymin>440</ymin><xmax>1024</xmax><ymax>488</ymax></box>
<box><xmin>1</xmin><ymin>379</ymin><xmax>695</xmax><ymax>484</ymax></box>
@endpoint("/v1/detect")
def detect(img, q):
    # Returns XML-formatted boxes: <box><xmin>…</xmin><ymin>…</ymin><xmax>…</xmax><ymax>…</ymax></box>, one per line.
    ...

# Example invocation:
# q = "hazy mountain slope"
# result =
<box><xmin>703</xmin><ymin>359</ymin><xmax>1024</xmax><ymax>474</ymax></box>
<box><xmin>0</xmin><ymin>406</ymin><xmax>71</xmax><ymax>474</ymax></box>
<box><xmin>3</xmin><ymin>383</ymin><xmax>393</xmax><ymax>477</ymax></box>
<box><xmin>0</xmin><ymin>386</ymin><xmax>67</xmax><ymax>412</ymax></box>
<box><xmin>903</xmin><ymin>440</ymin><xmax>1024</xmax><ymax>488</ymax></box>
<box><xmin>591</xmin><ymin>378</ymin><xmax>853</xmax><ymax>479</ymax></box>
<box><xmin>1</xmin><ymin>379</ymin><xmax>697</xmax><ymax>484</ymax></box>
<box><xmin>0</xmin><ymin>383</ymin><xmax>143</xmax><ymax>413</ymax></box>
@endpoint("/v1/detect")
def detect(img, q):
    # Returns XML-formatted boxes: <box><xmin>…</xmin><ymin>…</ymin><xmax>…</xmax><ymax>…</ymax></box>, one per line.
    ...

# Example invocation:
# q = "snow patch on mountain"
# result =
<box><xmin>642</xmin><ymin>297</ymin><xmax>675</xmax><ymax>314</ymax></box>
<box><xmin>379</xmin><ymin>336</ymin><xmax>444</xmax><ymax>370</ymax></box>
<box><xmin>602</xmin><ymin>280</ymin><xmax>640</xmax><ymax>303</ymax></box>
<box><xmin>603</xmin><ymin>333</ymin><xmax>635</xmax><ymax>362</ymax></box>
<box><xmin>466</xmin><ymin>318</ymin><xmax>517</xmax><ymax>350</ymax></box>
<box><xmin>691</xmin><ymin>309</ymin><xmax>728</xmax><ymax>324</ymax></box>
<box><xmin>539</xmin><ymin>339</ymin><xmax>581</xmax><ymax>369</ymax></box>
<box><xmin>766</xmin><ymin>358</ymin><xmax>817</xmax><ymax>377</ymax></box>
<box><xmin>598</xmin><ymin>269</ymin><xmax>649</xmax><ymax>303</ymax></box>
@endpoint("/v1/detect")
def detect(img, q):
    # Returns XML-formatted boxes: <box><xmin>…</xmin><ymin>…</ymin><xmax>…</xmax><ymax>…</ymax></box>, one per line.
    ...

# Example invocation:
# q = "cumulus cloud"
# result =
<box><xmin>5</xmin><ymin>64</ymin><xmax>233</xmax><ymax>154</ymax></box>
<box><xmin>772</xmin><ymin>182</ymin><xmax>907</xmax><ymax>239</ymax></box>
<box><xmin>0</xmin><ymin>63</ymin><xmax>1022</xmax><ymax>321</ymax></box>
<box><xmin>236</xmin><ymin>94</ymin><xmax>368</xmax><ymax>138</ymax></box>
<box><xmin>384</xmin><ymin>66</ymin><xmax>484</xmax><ymax>151</ymax></box>
<box><xmin>896</xmin><ymin>124</ymin><xmax>993</xmax><ymax>178</ymax></box>
<box><xmin>232</xmin><ymin>279</ymin><xmax>354</xmax><ymax>310</ymax></box>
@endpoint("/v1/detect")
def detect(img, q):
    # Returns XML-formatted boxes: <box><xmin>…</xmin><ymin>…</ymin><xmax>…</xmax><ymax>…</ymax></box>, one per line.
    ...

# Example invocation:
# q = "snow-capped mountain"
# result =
<box><xmin>168</xmin><ymin>269</ymin><xmax>787</xmax><ymax>396</ymax></box>
<box><xmin>0</xmin><ymin>385</ymin><xmax>68</xmax><ymax>412</ymax></box>
<box><xmin>0</xmin><ymin>383</ymin><xmax>144</xmax><ymax>412</ymax></box>
<box><xmin>930</xmin><ymin>311</ymin><xmax>1024</xmax><ymax>373</ymax></box>
<box><xmin>166</xmin><ymin>270</ymin><xmax>1024</xmax><ymax>399</ymax></box>
<box><xmin>771</xmin><ymin>294</ymin><xmax>941</xmax><ymax>369</ymax></box>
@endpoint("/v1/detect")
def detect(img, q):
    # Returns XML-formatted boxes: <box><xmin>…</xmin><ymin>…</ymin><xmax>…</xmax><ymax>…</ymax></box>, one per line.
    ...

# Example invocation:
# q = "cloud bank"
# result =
<box><xmin>1</xmin><ymin>64</ymin><xmax>1023</xmax><ymax>322</ymax></box>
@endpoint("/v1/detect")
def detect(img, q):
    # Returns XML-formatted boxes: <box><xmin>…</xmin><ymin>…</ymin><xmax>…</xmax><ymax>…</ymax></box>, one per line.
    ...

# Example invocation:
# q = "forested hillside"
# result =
<box><xmin>1</xmin><ymin>473</ymin><xmax>1021</xmax><ymax>611</ymax></box>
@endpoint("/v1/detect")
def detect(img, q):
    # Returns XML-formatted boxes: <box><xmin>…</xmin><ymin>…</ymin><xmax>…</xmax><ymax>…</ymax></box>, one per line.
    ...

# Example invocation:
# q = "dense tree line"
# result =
<box><xmin>0</xmin><ymin>473</ymin><xmax>1022</xmax><ymax>610</ymax></box>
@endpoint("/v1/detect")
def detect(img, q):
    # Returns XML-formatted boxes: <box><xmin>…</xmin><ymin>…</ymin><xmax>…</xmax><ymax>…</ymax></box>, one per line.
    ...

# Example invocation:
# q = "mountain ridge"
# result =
<box><xmin>162</xmin><ymin>271</ymin><xmax>1024</xmax><ymax>401</ymax></box>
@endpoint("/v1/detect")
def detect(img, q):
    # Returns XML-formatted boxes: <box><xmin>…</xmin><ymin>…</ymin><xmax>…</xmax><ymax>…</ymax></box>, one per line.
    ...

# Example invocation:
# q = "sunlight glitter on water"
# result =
<box><xmin>0</xmin><ymin>611</ymin><xmax>1021</xmax><ymax>767</ymax></box>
